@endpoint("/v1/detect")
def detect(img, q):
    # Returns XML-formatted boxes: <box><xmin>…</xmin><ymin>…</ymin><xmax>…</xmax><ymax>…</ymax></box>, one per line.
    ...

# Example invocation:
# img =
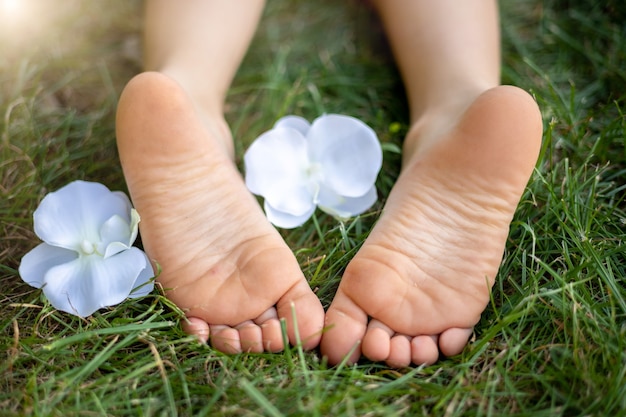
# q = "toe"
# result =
<box><xmin>260</xmin><ymin>319</ymin><xmax>284</xmax><ymax>352</ymax></box>
<box><xmin>439</xmin><ymin>327</ymin><xmax>473</xmax><ymax>357</ymax></box>
<box><xmin>411</xmin><ymin>335</ymin><xmax>440</xmax><ymax>366</ymax></box>
<box><xmin>210</xmin><ymin>325</ymin><xmax>242</xmax><ymax>354</ymax></box>
<box><xmin>320</xmin><ymin>288</ymin><xmax>368</xmax><ymax>365</ymax></box>
<box><xmin>276</xmin><ymin>280</ymin><xmax>325</xmax><ymax>351</ymax></box>
<box><xmin>182</xmin><ymin>316</ymin><xmax>210</xmax><ymax>344</ymax></box>
<box><xmin>361</xmin><ymin>319</ymin><xmax>393</xmax><ymax>362</ymax></box>
<box><xmin>254</xmin><ymin>308</ymin><xmax>285</xmax><ymax>352</ymax></box>
<box><xmin>237</xmin><ymin>321</ymin><xmax>264</xmax><ymax>353</ymax></box>
<box><xmin>387</xmin><ymin>335</ymin><xmax>412</xmax><ymax>368</ymax></box>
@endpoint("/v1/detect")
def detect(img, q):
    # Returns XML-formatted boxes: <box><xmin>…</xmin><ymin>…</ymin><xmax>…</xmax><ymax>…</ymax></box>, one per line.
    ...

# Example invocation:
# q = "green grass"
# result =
<box><xmin>1</xmin><ymin>0</ymin><xmax>625</xmax><ymax>415</ymax></box>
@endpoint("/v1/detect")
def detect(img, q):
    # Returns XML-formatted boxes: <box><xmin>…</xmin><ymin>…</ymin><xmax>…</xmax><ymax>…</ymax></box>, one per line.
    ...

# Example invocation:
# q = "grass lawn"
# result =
<box><xmin>1</xmin><ymin>0</ymin><xmax>625</xmax><ymax>415</ymax></box>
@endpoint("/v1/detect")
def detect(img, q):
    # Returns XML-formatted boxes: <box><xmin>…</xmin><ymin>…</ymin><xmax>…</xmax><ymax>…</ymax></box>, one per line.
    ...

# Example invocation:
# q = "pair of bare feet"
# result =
<box><xmin>116</xmin><ymin>72</ymin><xmax>542</xmax><ymax>367</ymax></box>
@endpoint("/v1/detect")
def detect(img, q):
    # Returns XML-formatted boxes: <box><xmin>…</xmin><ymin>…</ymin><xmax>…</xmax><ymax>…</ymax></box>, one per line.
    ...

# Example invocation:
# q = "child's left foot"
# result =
<box><xmin>321</xmin><ymin>86</ymin><xmax>542</xmax><ymax>367</ymax></box>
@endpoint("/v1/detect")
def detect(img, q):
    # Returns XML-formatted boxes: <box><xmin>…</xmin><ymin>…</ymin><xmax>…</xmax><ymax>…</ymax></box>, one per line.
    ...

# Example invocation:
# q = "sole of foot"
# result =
<box><xmin>116</xmin><ymin>72</ymin><xmax>325</xmax><ymax>353</ymax></box>
<box><xmin>320</xmin><ymin>85</ymin><xmax>542</xmax><ymax>367</ymax></box>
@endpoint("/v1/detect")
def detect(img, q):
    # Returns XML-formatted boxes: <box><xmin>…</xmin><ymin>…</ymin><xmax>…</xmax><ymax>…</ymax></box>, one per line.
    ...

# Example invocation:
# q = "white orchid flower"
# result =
<box><xmin>19</xmin><ymin>180</ymin><xmax>154</xmax><ymax>317</ymax></box>
<box><xmin>244</xmin><ymin>114</ymin><xmax>383</xmax><ymax>229</ymax></box>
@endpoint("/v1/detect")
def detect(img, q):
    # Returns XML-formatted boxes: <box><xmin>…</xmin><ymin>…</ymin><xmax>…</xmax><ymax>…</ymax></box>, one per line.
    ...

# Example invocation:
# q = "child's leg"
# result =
<box><xmin>321</xmin><ymin>0</ymin><xmax>542</xmax><ymax>367</ymax></box>
<box><xmin>143</xmin><ymin>0</ymin><xmax>263</xmax><ymax>158</ymax></box>
<box><xmin>116</xmin><ymin>0</ymin><xmax>324</xmax><ymax>353</ymax></box>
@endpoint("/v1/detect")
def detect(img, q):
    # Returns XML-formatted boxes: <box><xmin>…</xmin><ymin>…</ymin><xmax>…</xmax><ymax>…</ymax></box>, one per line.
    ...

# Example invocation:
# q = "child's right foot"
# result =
<box><xmin>321</xmin><ymin>86</ymin><xmax>542</xmax><ymax>367</ymax></box>
<box><xmin>116</xmin><ymin>72</ymin><xmax>325</xmax><ymax>353</ymax></box>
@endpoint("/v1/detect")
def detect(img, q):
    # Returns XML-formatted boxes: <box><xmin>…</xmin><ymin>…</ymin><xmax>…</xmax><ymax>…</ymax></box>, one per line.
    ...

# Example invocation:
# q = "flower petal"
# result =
<box><xmin>307</xmin><ymin>114</ymin><xmax>382</xmax><ymax>197</ymax></box>
<box><xmin>100</xmin><ymin>210</ymin><xmax>141</xmax><ymax>258</ymax></box>
<box><xmin>244</xmin><ymin>127</ymin><xmax>315</xmax><ymax>216</ymax></box>
<box><xmin>40</xmin><ymin>247</ymin><xmax>152</xmax><ymax>317</ymax></box>
<box><xmin>34</xmin><ymin>181</ymin><xmax>133</xmax><ymax>251</ymax></box>
<box><xmin>264</xmin><ymin>200</ymin><xmax>315</xmax><ymax>229</ymax></box>
<box><xmin>318</xmin><ymin>184</ymin><xmax>378</xmax><ymax>220</ymax></box>
<box><xmin>19</xmin><ymin>243</ymin><xmax>78</xmax><ymax>288</ymax></box>
<box><xmin>273</xmin><ymin>115</ymin><xmax>310</xmax><ymax>136</ymax></box>
<box><xmin>128</xmin><ymin>208</ymin><xmax>140</xmax><ymax>244</ymax></box>
<box><xmin>128</xmin><ymin>251</ymin><xmax>155</xmax><ymax>298</ymax></box>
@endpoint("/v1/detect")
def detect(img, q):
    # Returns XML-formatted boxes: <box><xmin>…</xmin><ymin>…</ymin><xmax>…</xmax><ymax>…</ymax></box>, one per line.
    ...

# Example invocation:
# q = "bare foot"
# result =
<box><xmin>116</xmin><ymin>72</ymin><xmax>324</xmax><ymax>353</ymax></box>
<box><xmin>321</xmin><ymin>86</ymin><xmax>542</xmax><ymax>367</ymax></box>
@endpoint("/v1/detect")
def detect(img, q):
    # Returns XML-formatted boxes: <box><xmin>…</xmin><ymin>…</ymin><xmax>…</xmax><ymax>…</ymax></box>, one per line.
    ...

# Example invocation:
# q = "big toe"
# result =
<box><xmin>276</xmin><ymin>279</ymin><xmax>325</xmax><ymax>351</ymax></box>
<box><xmin>320</xmin><ymin>289</ymin><xmax>369</xmax><ymax>365</ymax></box>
